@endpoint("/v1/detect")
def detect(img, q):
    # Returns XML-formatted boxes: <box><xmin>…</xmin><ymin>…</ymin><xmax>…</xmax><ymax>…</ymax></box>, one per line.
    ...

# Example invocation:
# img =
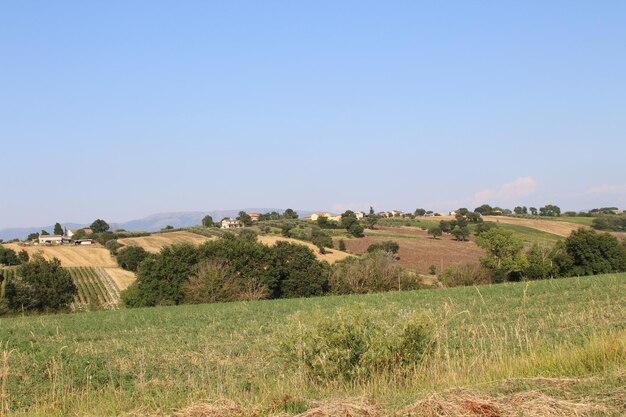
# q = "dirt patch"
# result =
<box><xmin>118</xmin><ymin>231</ymin><xmax>214</xmax><ymax>253</ymax></box>
<box><xmin>257</xmin><ymin>235</ymin><xmax>352</xmax><ymax>264</ymax></box>
<box><xmin>297</xmin><ymin>398</ymin><xmax>383</xmax><ymax>417</ymax></box>
<box><xmin>4</xmin><ymin>243</ymin><xmax>117</xmax><ymax>267</ymax></box>
<box><xmin>340</xmin><ymin>227</ymin><xmax>484</xmax><ymax>274</ymax></box>
<box><xmin>482</xmin><ymin>216</ymin><xmax>585</xmax><ymax>237</ymax></box>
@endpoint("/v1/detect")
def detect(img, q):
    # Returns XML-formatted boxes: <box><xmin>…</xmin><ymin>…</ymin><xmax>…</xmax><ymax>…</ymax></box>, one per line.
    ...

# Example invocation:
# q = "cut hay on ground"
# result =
<box><xmin>118</xmin><ymin>231</ymin><xmax>214</xmax><ymax>253</ymax></box>
<box><xmin>257</xmin><ymin>235</ymin><xmax>352</xmax><ymax>263</ymax></box>
<box><xmin>170</xmin><ymin>391</ymin><xmax>613</xmax><ymax>417</ymax></box>
<box><xmin>400</xmin><ymin>390</ymin><xmax>610</xmax><ymax>417</ymax></box>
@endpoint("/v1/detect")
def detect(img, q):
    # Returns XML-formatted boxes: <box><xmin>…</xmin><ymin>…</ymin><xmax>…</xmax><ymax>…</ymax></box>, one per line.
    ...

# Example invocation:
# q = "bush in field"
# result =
<box><xmin>438</xmin><ymin>264</ymin><xmax>493</xmax><ymax>287</ymax></box>
<box><xmin>338</xmin><ymin>239</ymin><xmax>346</xmax><ymax>251</ymax></box>
<box><xmin>427</xmin><ymin>226</ymin><xmax>442</xmax><ymax>239</ymax></box>
<box><xmin>310</xmin><ymin>228</ymin><xmax>333</xmax><ymax>250</ymax></box>
<box><xmin>122</xmin><ymin>244</ymin><xmax>199</xmax><ymax>307</ymax></box>
<box><xmin>272</xmin><ymin>241</ymin><xmax>329</xmax><ymax>298</ymax></box>
<box><xmin>0</xmin><ymin>245</ymin><xmax>20</xmax><ymax>266</ymax></box>
<box><xmin>17</xmin><ymin>250</ymin><xmax>29</xmax><ymax>264</ymax></box>
<box><xmin>329</xmin><ymin>251</ymin><xmax>418</xmax><ymax>294</ymax></box>
<box><xmin>182</xmin><ymin>259</ymin><xmax>263</xmax><ymax>303</ymax></box>
<box><xmin>347</xmin><ymin>222</ymin><xmax>365</xmax><ymax>238</ymax></box>
<box><xmin>592</xmin><ymin>215</ymin><xmax>626</xmax><ymax>232</ymax></box>
<box><xmin>276</xmin><ymin>306</ymin><xmax>434</xmax><ymax>382</ymax></box>
<box><xmin>367</xmin><ymin>240</ymin><xmax>400</xmax><ymax>254</ymax></box>
<box><xmin>523</xmin><ymin>244</ymin><xmax>555</xmax><ymax>280</ymax></box>
<box><xmin>552</xmin><ymin>228</ymin><xmax>626</xmax><ymax>277</ymax></box>
<box><xmin>4</xmin><ymin>254</ymin><xmax>77</xmax><ymax>312</ymax></box>
<box><xmin>476</xmin><ymin>228</ymin><xmax>528</xmax><ymax>282</ymax></box>
<box><xmin>106</xmin><ymin>239</ymin><xmax>123</xmax><ymax>255</ymax></box>
<box><xmin>116</xmin><ymin>246</ymin><xmax>150</xmax><ymax>272</ymax></box>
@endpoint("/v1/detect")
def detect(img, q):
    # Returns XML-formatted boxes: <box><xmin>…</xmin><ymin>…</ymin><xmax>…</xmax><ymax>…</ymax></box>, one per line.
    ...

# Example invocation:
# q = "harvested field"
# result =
<box><xmin>257</xmin><ymin>235</ymin><xmax>352</xmax><ymax>263</ymax></box>
<box><xmin>104</xmin><ymin>267</ymin><xmax>136</xmax><ymax>290</ymax></box>
<box><xmin>483</xmin><ymin>216</ymin><xmax>585</xmax><ymax>237</ymax></box>
<box><xmin>345</xmin><ymin>227</ymin><xmax>484</xmax><ymax>273</ymax></box>
<box><xmin>118</xmin><ymin>231</ymin><xmax>214</xmax><ymax>253</ymax></box>
<box><xmin>4</xmin><ymin>243</ymin><xmax>117</xmax><ymax>267</ymax></box>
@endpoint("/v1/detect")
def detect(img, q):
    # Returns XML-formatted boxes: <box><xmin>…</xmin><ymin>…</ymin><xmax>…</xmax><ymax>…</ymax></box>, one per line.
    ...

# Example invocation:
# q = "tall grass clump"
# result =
<box><xmin>275</xmin><ymin>306</ymin><xmax>434</xmax><ymax>383</ymax></box>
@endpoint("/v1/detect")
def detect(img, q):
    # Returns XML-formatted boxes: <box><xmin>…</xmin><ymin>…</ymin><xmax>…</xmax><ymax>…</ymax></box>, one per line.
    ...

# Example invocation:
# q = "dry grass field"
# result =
<box><xmin>4</xmin><ymin>243</ymin><xmax>118</xmax><ymax>267</ymax></box>
<box><xmin>102</xmin><ymin>267</ymin><xmax>136</xmax><ymax>290</ymax></box>
<box><xmin>257</xmin><ymin>235</ymin><xmax>353</xmax><ymax>263</ymax></box>
<box><xmin>342</xmin><ymin>226</ymin><xmax>485</xmax><ymax>273</ymax></box>
<box><xmin>118</xmin><ymin>231</ymin><xmax>214</xmax><ymax>253</ymax></box>
<box><xmin>483</xmin><ymin>216</ymin><xmax>586</xmax><ymax>237</ymax></box>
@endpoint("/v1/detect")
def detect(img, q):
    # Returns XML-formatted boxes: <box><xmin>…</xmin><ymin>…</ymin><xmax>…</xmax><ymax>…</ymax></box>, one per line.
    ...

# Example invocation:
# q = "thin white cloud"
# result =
<box><xmin>583</xmin><ymin>184</ymin><xmax>626</xmax><ymax>195</ymax></box>
<box><xmin>471</xmin><ymin>176</ymin><xmax>537</xmax><ymax>206</ymax></box>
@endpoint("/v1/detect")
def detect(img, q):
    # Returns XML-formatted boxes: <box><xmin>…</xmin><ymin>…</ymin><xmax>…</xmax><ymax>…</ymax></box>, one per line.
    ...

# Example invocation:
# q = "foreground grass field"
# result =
<box><xmin>0</xmin><ymin>274</ymin><xmax>624</xmax><ymax>416</ymax></box>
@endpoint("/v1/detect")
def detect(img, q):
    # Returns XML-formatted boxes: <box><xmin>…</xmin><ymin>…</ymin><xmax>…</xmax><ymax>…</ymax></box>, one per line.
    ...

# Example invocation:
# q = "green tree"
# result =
<box><xmin>427</xmin><ymin>226</ymin><xmax>442</xmax><ymax>239</ymax></box>
<box><xmin>26</xmin><ymin>232</ymin><xmax>39</xmax><ymax>241</ymax></box>
<box><xmin>348</xmin><ymin>222</ymin><xmax>364</xmax><ymax>238</ymax></box>
<box><xmin>72</xmin><ymin>229</ymin><xmax>87</xmax><ymax>240</ymax></box>
<box><xmin>90</xmin><ymin>219</ymin><xmax>110</xmax><ymax>233</ymax></box>
<box><xmin>523</xmin><ymin>244</ymin><xmax>554</xmax><ymax>280</ymax></box>
<box><xmin>553</xmin><ymin>229</ymin><xmax>626</xmax><ymax>277</ymax></box>
<box><xmin>364</xmin><ymin>213</ymin><xmax>378</xmax><ymax>229</ymax></box>
<box><xmin>475</xmin><ymin>229</ymin><xmax>528</xmax><ymax>282</ymax></box>
<box><xmin>117</xmin><ymin>246</ymin><xmax>150</xmax><ymax>272</ymax></box>
<box><xmin>121</xmin><ymin>244</ymin><xmax>199</xmax><ymax>307</ymax></box>
<box><xmin>237</xmin><ymin>211</ymin><xmax>253</xmax><ymax>227</ymax></box>
<box><xmin>414</xmin><ymin>208</ymin><xmax>426</xmax><ymax>216</ymax></box>
<box><xmin>338</xmin><ymin>239</ymin><xmax>347</xmax><ymax>251</ymax></box>
<box><xmin>40</xmin><ymin>230</ymin><xmax>50</xmax><ymax>236</ymax></box>
<box><xmin>17</xmin><ymin>250</ymin><xmax>29</xmax><ymax>264</ymax></box>
<box><xmin>53</xmin><ymin>223</ymin><xmax>63</xmax><ymax>235</ymax></box>
<box><xmin>451</xmin><ymin>226</ymin><xmax>470</xmax><ymax>241</ymax></box>
<box><xmin>272</xmin><ymin>241</ymin><xmax>328</xmax><ymax>298</ymax></box>
<box><xmin>283</xmin><ymin>208</ymin><xmax>299</xmax><ymax>219</ymax></box>
<box><xmin>474</xmin><ymin>204</ymin><xmax>493</xmax><ymax>215</ymax></box>
<box><xmin>5</xmin><ymin>254</ymin><xmax>77</xmax><ymax>312</ymax></box>
<box><xmin>529</xmin><ymin>207</ymin><xmax>538</xmax><ymax>216</ymax></box>
<box><xmin>202</xmin><ymin>215</ymin><xmax>214</xmax><ymax>228</ymax></box>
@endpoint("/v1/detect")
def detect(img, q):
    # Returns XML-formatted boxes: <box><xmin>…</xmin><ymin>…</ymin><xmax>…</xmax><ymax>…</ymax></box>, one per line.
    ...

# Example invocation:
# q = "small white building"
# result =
<box><xmin>38</xmin><ymin>235</ymin><xmax>71</xmax><ymax>245</ymax></box>
<box><xmin>221</xmin><ymin>218</ymin><xmax>242</xmax><ymax>229</ymax></box>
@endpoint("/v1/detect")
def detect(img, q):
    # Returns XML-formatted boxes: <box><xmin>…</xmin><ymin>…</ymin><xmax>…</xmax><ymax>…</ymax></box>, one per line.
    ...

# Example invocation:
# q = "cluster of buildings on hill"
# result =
<box><xmin>36</xmin><ymin>228</ymin><xmax>95</xmax><ymax>245</ymax></box>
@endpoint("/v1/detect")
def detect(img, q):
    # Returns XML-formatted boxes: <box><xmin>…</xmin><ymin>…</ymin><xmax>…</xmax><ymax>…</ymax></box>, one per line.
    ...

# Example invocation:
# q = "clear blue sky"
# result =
<box><xmin>1</xmin><ymin>1</ymin><xmax>625</xmax><ymax>228</ymax></box>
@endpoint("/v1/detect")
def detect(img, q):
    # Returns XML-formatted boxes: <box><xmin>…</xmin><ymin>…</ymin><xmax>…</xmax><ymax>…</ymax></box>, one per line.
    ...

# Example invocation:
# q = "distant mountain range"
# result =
<box><xmin>0</xmin><ymin>208</ymin><xmax>317</xmax><ymax>241</ymax></box>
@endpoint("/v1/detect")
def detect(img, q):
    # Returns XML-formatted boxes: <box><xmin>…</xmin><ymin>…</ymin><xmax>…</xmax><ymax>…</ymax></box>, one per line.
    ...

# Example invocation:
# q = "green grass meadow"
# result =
<box><xmin>0</xmin><ymin>273</ymin><xmax>624</xmax><ymax>416</ymax></box>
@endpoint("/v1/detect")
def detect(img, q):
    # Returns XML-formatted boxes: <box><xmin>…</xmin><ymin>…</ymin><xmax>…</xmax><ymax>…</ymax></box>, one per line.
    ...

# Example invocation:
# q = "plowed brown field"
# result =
<box><xmin>341</xmin><ymin>226</ymin><xmax>484</xmax><ymax>274</ymax></box>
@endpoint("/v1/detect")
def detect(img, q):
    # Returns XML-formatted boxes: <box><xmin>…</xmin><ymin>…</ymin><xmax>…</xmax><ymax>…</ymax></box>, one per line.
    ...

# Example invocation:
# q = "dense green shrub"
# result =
<box><xmin>0</xmin><ymin>245</ymin><xmax>20</xmax><ymax>266</ymax></box>
<box><xmin>553</xmin><ymin>229</ymin><xmax>626</xmax><ymax>277</ymax></box>
<box><xmin>367</xmin><ymin>240</ymin><xmax>399</xmax><ymax>254</ymax></box>
<box><xmin>122</xmin><ymin>244</ymin><xmax>199</xmax><ymax>307</ymax></box>
<box><xmin>592</xmin><ymin>215</ymin><xmax>626</xmax><ymax>232</ymax></box>
<box><xmin>438</xmin><ymin>263</ymin><xmax>493</xmax><ymax>287</ymax></box>
<box><xmin>105</xmin><ymin>239</ymin><xmax>123</xmax><ymax>255</ymax></box>
<box><xmin>122</xmin><ymin>235</ymin><xmax>331</xmax><ymax>307</ymax></box>
<box><xmin>330</xmin><ymin>251</ymin><xmax>418</xmax><ymax>294</ymax></box>
<box><xmin>116</xmin><ymin>246</ymin><xmax>150</xmax><ymax>272</ymax></box>
<box><xmin>4</xmin><ymin>254</ymin><xmax>77</xmax><ymax>312</ymax></box>
<box><xmin>277</xmin><ymin>306</ymin><xmax>434</xmax><ymax>382</ymax></box>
